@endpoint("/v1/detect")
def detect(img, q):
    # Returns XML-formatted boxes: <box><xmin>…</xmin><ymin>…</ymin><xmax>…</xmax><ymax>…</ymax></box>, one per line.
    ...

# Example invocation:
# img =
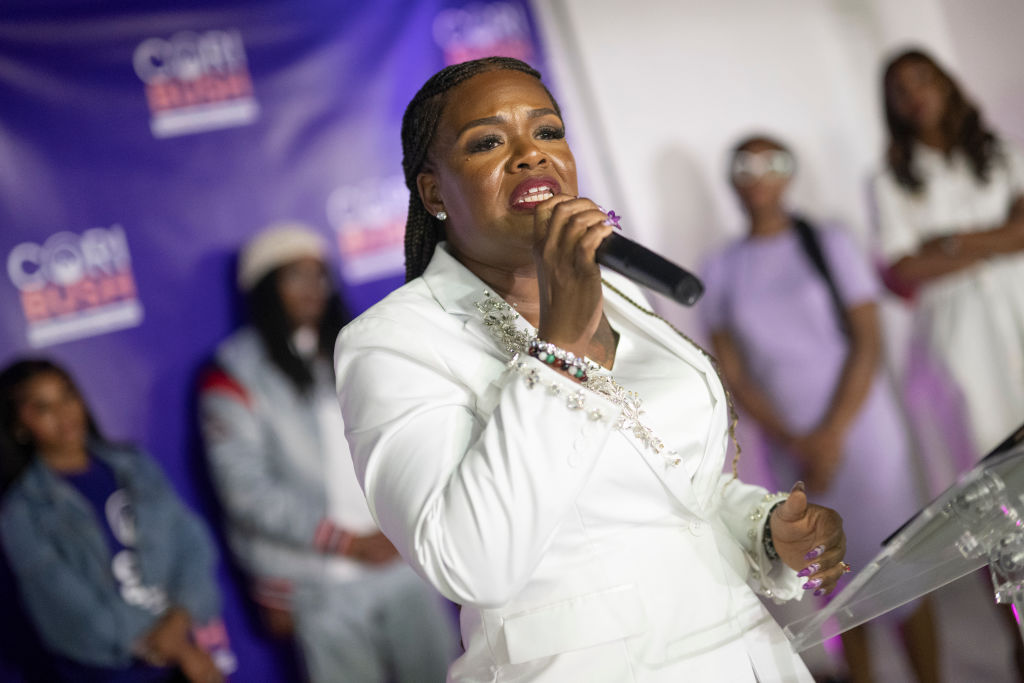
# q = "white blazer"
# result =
<box><xmin>335</xmin><ymin>245</ymin><xmax>812</xmax><ymax>682</ymax></box>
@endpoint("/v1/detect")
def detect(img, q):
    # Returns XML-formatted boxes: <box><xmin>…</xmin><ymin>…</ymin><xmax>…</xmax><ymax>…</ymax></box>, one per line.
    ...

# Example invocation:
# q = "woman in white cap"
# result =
<box><xmin>198</xmin><ymin>222</ymin><xmax>457</xmax><ymax>682</ymax></box>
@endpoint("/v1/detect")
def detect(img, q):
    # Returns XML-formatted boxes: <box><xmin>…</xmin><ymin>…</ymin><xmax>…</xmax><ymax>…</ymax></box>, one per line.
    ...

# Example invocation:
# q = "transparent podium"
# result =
<box><xmin>785</xmin><ymin>423</ymin><xmax>1024</xmax><ymax>651</ymax></box>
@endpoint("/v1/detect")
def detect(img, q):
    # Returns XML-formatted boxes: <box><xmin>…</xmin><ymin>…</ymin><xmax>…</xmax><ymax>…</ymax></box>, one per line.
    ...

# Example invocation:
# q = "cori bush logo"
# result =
<box><xmin>133</xmin><ymin>29</ymin><xmax>259</xmax><ymax>138</ymax></box>
<box><xmin>433</xmin><ymin>2</ymin><xmax>535</xmax><ymax>65</ymax></box>
<box><xmin>6</xmin><ymin>225</ymin><xmax>144</xmax><ymax>347</ymax></box>
<box><xmin>326</xmin><ymin>176</ymin><xmax>408</xmax><ymax>284</ymax></box>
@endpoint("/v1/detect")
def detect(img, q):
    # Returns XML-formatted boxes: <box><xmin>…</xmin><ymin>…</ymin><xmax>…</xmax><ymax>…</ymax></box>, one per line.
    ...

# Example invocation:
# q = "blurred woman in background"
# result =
<box><xmin>700</xmin><ymin>136</ymin><xmax>938</xmax><ymax>683</ymax></box>
<box><xmin>199</xmin><ymin>223</ymin><xmax>456</xmax><ymax>683</ymax></box>
<box><xmin>873</xmin><ymin>48</ymin><xmax>1024</xmax><ymax>488</ymax></box>
<box><xmin>874</xmin><ymin>46</ymin><xmax>1024</xmax><ymax>679</ymax></box>
<box><xmin>0</xmin><ymin>358</ymin><xmax>225</xmax><ymax>683</ymax></box>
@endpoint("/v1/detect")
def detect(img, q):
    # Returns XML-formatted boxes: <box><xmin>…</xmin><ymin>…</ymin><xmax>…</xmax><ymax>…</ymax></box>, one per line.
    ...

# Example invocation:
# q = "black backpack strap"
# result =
<box><xmin>791</xmin><ymin>216</ymin><xmax>851</xmax><ymax>338</ymax></box>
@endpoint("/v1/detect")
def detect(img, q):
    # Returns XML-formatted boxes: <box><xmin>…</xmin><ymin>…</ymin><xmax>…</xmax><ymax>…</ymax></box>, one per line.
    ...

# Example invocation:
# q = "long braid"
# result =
<box><xmin>400</xmin><ymin>56</ymin><xmax>560</xmax><ymax>282</ymax></box>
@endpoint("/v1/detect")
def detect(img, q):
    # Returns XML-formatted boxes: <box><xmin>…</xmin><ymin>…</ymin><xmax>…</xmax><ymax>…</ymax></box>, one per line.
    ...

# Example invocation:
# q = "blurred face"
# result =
<box><xmin>417</xmin><ymin>69</ymin><xmax>577</xmax><ymax>270</ymax></box>
<box><xmin>15</xmin><ymin>371</ymin><xmax>88</xmax><ymax>458</ymax></box>
<box><xmin>276</xmin><ymin>257</ymin><xmax>329</xmax><ymax>329</ymax></box>
<box><xmin>887</xmin><ymin>58</ymin><xmax>950</xmax><ymax>135</ymax></box>
<box><xmin>731</xmin><ymin>141</ymin><xmax>793</xmax><ymax>215</ymax></box>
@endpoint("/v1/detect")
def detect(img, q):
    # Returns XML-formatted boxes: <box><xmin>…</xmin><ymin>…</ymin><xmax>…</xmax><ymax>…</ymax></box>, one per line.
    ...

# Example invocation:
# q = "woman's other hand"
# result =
<box><xmin>178</xmin><ymin>644</ymin><xmax>225</xmax><ymax>683</ymax></box>
<box><xmin>139</xmin><ymin>606</ymin><xmax>192</xmax><ymax>665</ymax></box>
<box><xmin>770</xmin><ymin>482</ymin><xmax>848</xmax><ymax>596</ymax></box>
<box><xmin>345</xmin><ymin>531</ymin><xmax>400</xmax><ymax>565</ymax></box>
<box><xmin>532</xmin><ymin>195</ymin><xmax>615</xmax><ymax>358</ymax></box>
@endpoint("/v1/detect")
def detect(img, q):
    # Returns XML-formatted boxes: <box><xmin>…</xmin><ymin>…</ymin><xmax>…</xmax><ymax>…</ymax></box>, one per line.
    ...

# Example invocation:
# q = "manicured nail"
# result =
<box><xmin>804</xmin><ymin>544</ymin><xmax>825</xmax><ymax>561</ymax></box>
<box><xmin>813</xmin><ymin>588</ymin><xmax>825</xmax><ymax>597</ymax></box>
<box><xmin>791</xmin><ymin>480</ymin><xmax>805</xmax><ymax>493</ymax></box>
<box><xmin>802</xmin><ymin>578</ymin><xmax>822</xmax><ymax>590</ymax></box>
<box><xmin>797</xmin><ymin>563</ymin><xmax>820</xmax><ymax>578</ymax></box>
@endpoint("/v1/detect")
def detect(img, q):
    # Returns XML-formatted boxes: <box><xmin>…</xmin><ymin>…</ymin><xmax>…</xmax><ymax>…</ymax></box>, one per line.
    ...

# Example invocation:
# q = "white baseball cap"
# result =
<box><xmin>237</xmin><ymin>222</ymin><xmax>329</xmax><ymax>291</ymax></box>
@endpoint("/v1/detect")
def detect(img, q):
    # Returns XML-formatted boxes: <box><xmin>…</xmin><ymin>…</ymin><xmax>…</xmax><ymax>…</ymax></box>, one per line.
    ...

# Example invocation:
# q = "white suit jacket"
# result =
<box><xmin>335</xmin><ymin>245</ymin><xmax>811</xmax><ymax>682</ymax></box>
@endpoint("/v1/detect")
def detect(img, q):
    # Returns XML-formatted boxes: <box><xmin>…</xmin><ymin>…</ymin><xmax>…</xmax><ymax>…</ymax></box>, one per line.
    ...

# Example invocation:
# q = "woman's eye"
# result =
<box><xmin>536</xmin><ymin>126</ymin><xmax>565</xmax><ymax>141</ymax></box>
<box><xmin>467</xmin><ymin>135</ymin><xmax>503</xmax><ymax>153</ymax></box>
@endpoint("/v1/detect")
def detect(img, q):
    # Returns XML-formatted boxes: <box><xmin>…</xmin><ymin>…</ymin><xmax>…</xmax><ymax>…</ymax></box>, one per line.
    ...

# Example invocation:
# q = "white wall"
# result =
<box><xmin>532</xmin><ymin>0</ymin><xmax>1024</xmax><ymax>336</ymax></box>
<box><xmin>530</xmin><ymin>0</ymin><xmax>1024</xmax><ymax>503</ymax></box>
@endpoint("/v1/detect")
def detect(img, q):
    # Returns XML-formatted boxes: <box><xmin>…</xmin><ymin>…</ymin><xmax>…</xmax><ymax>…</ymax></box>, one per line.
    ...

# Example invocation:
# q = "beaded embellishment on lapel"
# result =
<box><xmin>475</xmin><ymin>291</ymin><xmax>532</xmax><ymax>354</ymax></box>
<box><xmin>474</xmin><ymin>290</ymin><xmax>681</xmax><ymax>467</ymax></box>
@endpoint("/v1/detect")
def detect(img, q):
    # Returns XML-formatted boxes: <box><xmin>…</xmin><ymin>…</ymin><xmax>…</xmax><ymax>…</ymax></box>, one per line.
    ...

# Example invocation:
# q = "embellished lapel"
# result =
<box><xmin>600</xmin><ymin>273</ymin><xmax>731</xmax><ymax>514</ymax></box>
<box><xmin>420</xmin><ymin>244</ymin><xmax>727</xmax><ymax>515</ymax></box>
<box><xmin>421</xmin><ymin>244</ymin><xmax>534</xmax><ymax>357</ymax></box>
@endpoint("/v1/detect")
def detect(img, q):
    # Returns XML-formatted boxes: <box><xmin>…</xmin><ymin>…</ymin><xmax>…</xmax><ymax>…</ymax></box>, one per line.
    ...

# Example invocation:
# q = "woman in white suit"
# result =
<box><xmin>334</xmin><ymin>57</ymin><xmax>848</xmax><ymax>682</ymax></box>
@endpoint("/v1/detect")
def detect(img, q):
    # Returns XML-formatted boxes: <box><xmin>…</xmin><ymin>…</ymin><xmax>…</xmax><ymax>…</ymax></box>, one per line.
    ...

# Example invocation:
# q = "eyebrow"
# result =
<box><xmin>456</xmin><ymin>107</ymin><xmax>560</xmax><ymax>138</ymax></box>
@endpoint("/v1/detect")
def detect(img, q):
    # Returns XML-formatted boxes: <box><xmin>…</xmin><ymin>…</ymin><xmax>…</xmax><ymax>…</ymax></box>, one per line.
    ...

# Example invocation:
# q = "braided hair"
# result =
<box><xmin>882</xmin><ymin>49</ymin><xmax>998</xmax><ymax>193</ymax></box>
<box><xmin>400</xmin><ymin>56</ymin><xmax>561</xmax><ymax>281</ymax></box>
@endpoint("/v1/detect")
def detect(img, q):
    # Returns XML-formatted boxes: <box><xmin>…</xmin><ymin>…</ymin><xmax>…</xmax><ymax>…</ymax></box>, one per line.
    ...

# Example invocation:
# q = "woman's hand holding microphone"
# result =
<box><xmin>531</xmin><ymin>195</ymin><xmax>615</xmax><ymax>370</ymax></box>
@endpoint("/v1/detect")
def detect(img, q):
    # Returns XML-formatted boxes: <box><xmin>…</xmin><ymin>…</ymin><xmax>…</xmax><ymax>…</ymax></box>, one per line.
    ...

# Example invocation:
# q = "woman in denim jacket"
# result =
<box><xmin>0</xmin><ymin>359</ymin><xmax>224</xmax><ymax>683</ymax></box>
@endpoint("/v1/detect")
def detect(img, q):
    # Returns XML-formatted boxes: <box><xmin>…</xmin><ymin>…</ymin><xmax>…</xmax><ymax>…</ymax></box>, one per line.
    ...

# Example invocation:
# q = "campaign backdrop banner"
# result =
<box><xmin>0</xmin><ymin>1</ymin><xmax>548</xmax><ymax>679</ymax></box>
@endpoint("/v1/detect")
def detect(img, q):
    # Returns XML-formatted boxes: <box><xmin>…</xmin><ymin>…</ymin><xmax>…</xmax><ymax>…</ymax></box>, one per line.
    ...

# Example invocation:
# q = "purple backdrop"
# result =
<box><xmin>0</xmin><ymin>1</ymin><xmax>549</xmax><ymax>679</ymax></box>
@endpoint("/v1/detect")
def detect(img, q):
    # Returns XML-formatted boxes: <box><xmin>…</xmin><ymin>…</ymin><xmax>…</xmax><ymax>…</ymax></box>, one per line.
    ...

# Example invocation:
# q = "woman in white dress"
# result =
<box><xmin>873</xmin><ymin>49</ymin><xmax>1024</xmax><ymax>492</ymax></box>
<box><xmin>334</xmin><ymin>56</ymin><xmax>849</xmax><ymax>682</ymax></box>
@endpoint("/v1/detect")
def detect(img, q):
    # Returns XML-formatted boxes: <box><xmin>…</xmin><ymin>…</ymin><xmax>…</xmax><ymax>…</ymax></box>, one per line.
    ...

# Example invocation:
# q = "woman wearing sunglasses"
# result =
<box><xmin>700</xmin><ymin>136</ymin><xmax>939</xmax><ymax>683</ymax></box>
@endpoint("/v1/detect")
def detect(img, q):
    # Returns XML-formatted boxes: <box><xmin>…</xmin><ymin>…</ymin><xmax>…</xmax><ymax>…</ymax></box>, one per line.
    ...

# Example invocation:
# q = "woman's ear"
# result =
<box><xmin>416</xmin><ymin>171</ymin><xmax>445</xmax><ymax>218</ymax></box>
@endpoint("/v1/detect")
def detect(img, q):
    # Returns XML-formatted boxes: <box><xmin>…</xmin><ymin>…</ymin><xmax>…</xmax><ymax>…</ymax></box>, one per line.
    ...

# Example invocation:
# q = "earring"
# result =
<box><xmin>435</xmin><ymin>210</ymin><xmax>448</xmax><ymax>221</ymax></box>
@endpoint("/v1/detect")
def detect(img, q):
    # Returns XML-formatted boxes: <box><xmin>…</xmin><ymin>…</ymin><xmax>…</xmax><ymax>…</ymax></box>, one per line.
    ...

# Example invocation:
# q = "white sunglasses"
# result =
<box><xmin>731</xmin><ymin>150</ymin><xmax>795</xmax><ymax>184</ymax></box>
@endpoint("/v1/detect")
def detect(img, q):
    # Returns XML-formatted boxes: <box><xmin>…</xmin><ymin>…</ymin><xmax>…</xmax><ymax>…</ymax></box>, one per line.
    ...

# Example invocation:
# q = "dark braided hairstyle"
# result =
<box><xmin>883</xmin><ymin>49</ymin><xmax>999</xmax><ymax>193</ymax></box>
<box><xmin>400</xmin><ymin>56</ymin><xmax>561</xmax><ymax>282</ymax></box>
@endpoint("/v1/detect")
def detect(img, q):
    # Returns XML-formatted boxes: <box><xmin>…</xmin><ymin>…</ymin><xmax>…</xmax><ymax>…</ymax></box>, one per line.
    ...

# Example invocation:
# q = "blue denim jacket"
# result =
<box><xmin>0</xmin><ymin>441</ymin><xmax>220</xmax><ymax>668</ymax></box>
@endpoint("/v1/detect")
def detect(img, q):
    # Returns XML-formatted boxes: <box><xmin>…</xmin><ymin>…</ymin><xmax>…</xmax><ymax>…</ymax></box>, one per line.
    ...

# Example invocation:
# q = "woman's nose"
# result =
<box><xmin>509</xmin><ymin>137</ymin><xmax>546</xmax><ymax>170</ymax></box>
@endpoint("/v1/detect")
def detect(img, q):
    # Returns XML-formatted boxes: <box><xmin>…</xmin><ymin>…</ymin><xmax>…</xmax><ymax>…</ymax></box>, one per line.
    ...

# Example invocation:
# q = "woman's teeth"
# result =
<box><xmin>516</xmin><ymin>186</ymin><xmax>553</xmax><ymax>205</ymax></box>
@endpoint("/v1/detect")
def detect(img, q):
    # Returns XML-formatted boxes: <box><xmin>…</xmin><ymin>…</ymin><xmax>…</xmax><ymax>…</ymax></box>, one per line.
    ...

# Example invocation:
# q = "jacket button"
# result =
<box><xmin>688</xmin><ymin>520</ymin><xmax>705</xmax><ymax>536</ymax></box>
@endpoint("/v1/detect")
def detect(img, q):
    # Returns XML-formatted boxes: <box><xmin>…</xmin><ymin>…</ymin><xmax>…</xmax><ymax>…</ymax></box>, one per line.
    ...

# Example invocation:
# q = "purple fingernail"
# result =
<box><xmin>802</xmin><ymin>578</ymin><xmax>822</xmax><ymax>590</ymax></box>
<box><xmin>797</xmin><ymin>563</ymin><xmax>820</xmax><ymax>578</ymax></box>
<box><xmin>804</xmin><ymin>545</ymin><xmax>825</xmax><ymax>561</ymax></box>
<box><xmin>813</xmin><ymin>588</ymin><xmax>825</xmax><ymax>597</ymax></box>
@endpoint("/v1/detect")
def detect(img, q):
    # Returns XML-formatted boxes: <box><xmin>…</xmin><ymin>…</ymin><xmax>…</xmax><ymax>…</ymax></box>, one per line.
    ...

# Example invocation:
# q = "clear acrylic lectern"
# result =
<box><xmin>785</xmin><ymin>422</ymin><xmax>1024</xmax><ymax>651</ymax></box>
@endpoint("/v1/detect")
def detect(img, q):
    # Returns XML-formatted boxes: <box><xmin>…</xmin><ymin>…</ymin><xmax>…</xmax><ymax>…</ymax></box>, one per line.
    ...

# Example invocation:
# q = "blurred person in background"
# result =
<box><xmin>198</xmin><ymin>223</ymin><xmax>456</xmax><ymax>683</ymax></box>
<box><xmin>873</xmin><ymin>48</ymin><xmax>1024</xmax><ymax>489</ymax></box>
<box><xmin>874</xmin><ymin>46</ymin><xmax>1024</xmax><ymax>680</ymax></box>
<box><xmin>0</xmin><ymin>358</ymin><xmax>226</xmax><ymax>683</ymax></box>
<box><xmin>700</xmin><ymin>136</ymin><xmax>939</xmax><ymax>683</ymax></box>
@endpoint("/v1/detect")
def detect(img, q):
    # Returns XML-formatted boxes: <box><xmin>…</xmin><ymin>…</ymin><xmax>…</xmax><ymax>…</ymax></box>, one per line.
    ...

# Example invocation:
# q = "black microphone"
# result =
<box><xmin>595</xmin><ymin>231</ymin><xmax>704</xmax><ymax>306</ymax></box>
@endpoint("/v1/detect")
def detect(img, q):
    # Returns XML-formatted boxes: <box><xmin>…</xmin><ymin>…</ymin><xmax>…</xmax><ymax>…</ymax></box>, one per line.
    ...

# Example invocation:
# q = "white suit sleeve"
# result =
<box><xmin>715</xmin><ymin>475</ymin><xmax>804</xmax><ymax>603</ymax></box>
<box><xmin>335</xmin><ymin>313</ymin><xmax>623</xmax><ymax>608</ymax></box>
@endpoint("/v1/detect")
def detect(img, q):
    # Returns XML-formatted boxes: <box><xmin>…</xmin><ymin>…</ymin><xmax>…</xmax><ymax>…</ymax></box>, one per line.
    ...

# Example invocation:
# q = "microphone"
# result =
<box><xmin>595</xmin><ymin>231</ymin><xmax>704</xmax><ymax>306</ymax></box>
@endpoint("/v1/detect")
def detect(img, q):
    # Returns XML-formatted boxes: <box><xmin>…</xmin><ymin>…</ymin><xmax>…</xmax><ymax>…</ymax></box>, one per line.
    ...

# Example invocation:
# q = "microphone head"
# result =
<box><xmin>672</xmin><ymin>277</ymin><xmax>704</xmax><ymax>306</ymax></box>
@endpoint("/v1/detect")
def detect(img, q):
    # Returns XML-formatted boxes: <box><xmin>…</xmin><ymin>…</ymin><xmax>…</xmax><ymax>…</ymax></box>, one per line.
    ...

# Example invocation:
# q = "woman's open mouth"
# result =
<box><xmin>510</xmin><ymin>177</ymin><xmax>561</xmax><ymax>210</ymax></box>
